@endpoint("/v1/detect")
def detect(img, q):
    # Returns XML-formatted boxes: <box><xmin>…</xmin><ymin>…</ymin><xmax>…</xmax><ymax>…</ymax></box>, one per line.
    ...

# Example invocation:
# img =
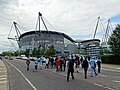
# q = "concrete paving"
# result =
<box><xmin>0</xmin><ymin>60</ymin><xmax>9</xmax><ymax>90</ymax></box>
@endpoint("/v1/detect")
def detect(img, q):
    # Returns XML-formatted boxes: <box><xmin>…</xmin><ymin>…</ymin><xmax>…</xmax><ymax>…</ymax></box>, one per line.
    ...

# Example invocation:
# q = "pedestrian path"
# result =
<box><xmin>0</xmin><ymin>60</ymin><xmax>8</xmax><ymax>90</ymax></box>
<box><xmin>43</xmin><ymin>65</ymin><xmax>119</xmax><ymax>90</ymax></box>
<box><xmin>102</xmin><ymin>64</ymin><xmax>120</xmax><ymax>70</ymax></box>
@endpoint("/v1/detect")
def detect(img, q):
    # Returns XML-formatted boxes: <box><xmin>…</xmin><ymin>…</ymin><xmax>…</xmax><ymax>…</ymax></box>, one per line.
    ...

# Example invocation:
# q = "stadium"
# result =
<box><xmin>7</xmin><ymin>12</ymin><xmax>77</xmax><ymax>56</ymax></box>
<box><xmin>76</xmin><ymin>39</ymin><xmax>100</xmax><ymax>56</ymax></box>
<box><xmin>8</xmin><ymin>12</ymin><xmax>100</xmax><ymax>57</ymax></box>
<box><xmin>19</xmin><ymin>30</ymin><xmax>77</xmax><ymax>55</ymax></box>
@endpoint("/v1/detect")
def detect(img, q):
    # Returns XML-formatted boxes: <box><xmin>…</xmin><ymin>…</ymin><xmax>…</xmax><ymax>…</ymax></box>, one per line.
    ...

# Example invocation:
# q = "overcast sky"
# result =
<box><xmin>0</xmin><ymin>0</ymin><xmax>120</xmax><ymax>53</ymax></box>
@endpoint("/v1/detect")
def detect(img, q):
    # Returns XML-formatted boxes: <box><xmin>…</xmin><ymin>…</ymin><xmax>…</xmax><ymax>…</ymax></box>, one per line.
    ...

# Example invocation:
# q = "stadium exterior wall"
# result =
<box><xmin>76</xmin><ymin>39</ymin><xmax>100</xmax><ymax>57</ymax></box>
<box><xmin>19</xmin><ymin>30</ymin><xmax>77</xmax><ymax>55</ymax></box>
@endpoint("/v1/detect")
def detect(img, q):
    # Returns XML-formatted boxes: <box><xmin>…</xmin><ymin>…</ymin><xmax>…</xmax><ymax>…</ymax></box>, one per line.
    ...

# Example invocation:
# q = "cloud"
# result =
<box><xmin>0</xmin><ymin>0</ymin><xmax>120</xmax><ymax>53</ymax></box>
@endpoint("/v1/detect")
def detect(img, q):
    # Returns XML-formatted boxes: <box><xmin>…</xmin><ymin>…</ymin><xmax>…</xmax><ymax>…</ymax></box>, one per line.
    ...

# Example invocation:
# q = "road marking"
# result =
<box><xmin>94</xmin><ymin>83</ymin><xmax>115</xmax><ymax>90</ymax></box>
<box><xmin>0</xmin><ymin>68</ymin><xmax>6</xmax><ymax>70</ymax></box>
<box><xmin>112</xmin><ymin>80</ymin><xmax>120</xmax><ymax>83</ymax></box>
<box><xmin>114</xmin><ymin>76</ymin><xmax>120</xmax><ymax>78</ymax></box>
<box><xmin>0</xmin><ymin>80</ymin><xmax>7</xmax><ymax>84</ymax></box>
<box><xmin>6</xmin><ymin>61</ymin><xmax>37</xmax><ymax>90</ymax></box>
<box><xmin>0</xmin><ymin>77</ymin><xmax>7</xmax><ymax>81</ymax></box>
<box><xmin>0</xmin><ymin>75</ymin><xmax>7</xmax><ymax>78</ymax></box>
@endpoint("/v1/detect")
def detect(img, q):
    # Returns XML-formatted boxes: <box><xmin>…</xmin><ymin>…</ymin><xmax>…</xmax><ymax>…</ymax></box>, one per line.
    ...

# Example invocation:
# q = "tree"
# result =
<box><xmin>32</xmin><ymin>48</ymin><xmax>37</xmax><ymax>57</ymax></box>
<box><xmin>1</xmin><ymin>50</ymin><xmax>25</xmax><ymax>56</ymax></box>
<box><xmin>20</xmin><ymin>50</ymin><xmax>25</xmax><ymax>55</ymax></box>
<box><xmin>24</xmin><ymin>49</ymin><xmax>30</xmax><ymax>57</ymax></box>
<box><xmin>100</xmin><ymin>49</ymin><xmax>104</xmax><ymax>55</ymax></box>
<box><xmin>1</xmin><ymin>51</ymin><xmax>9</xmax><ymax>56</ymax></box>
<box><xmin>45</xmin><ymin>44</ymin><xmax>56</xmax><ymax>56</ymax></box>
<box><xmin>108</xmin><ymin>24</ymin><xmax>120</xmax><ymax>56</ymax></box>
<box><xmin>14</xmin><ymin>50</ymin><xmax>20</xmax><ymax>56</ymax></box>
<box><xmin>39</xmin><ymin>49</ymin><xmax>44</xmax><ymax>56</ymax></box>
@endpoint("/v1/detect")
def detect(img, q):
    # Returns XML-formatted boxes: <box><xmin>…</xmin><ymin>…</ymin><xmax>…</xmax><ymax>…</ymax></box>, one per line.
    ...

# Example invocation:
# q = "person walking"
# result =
<box><xmin>96</xmin><ymin>57</ymin><xmax>102</xmax><ymax>73</ymax></box>
<box><xmin>45</xmin><ymin>57</ymin><xmax>49</xmax><ymax>69</ymax></box>
<box><xmin>56</xmin><ymin>57</ymin><xmax>60</xmax><ymax>71</ymax></box>
<box><xmin>60</xmin><ymin>57</ymin><xmax>63</xmax><ymax>71</ymax></box>
<box><xmin>87</xmin><ymin>55</ymin><xmax>91</xmax><ymax>61</ymax></box>
<box><xmin>89</xmin><ymin>57</ymin><xmax>97</xmax><ymax>77</ymax></box>
<box><xmin>39</xmin><ymin>57</ymin><xmax>43</xmax><ymax>69</ymax></box>
<box><xmin>82</xmin><ymin>57</ymin><xmax>89</xmax><ymax>79</ymax></box>
<box><xmin>75</xmin><ymin>55</ymin><xmax>80</xmax><ymax>73</ymax></box>
<box><xmin>67</xmin><ymin>58</ymin><xmax>74</xmax><ymax>82</ymax></box>
<box><xmin>26</xmin><ymin>58</ymin><xmax>30</xmax><ymax>71</ymax></box>
<box><xmin>51</xmin><ymin>57</ymin><xmax>54</xmax><ymax>69</ymax></box>
<box><xmin>80</xmin><ymin>56</ymin><xmax>84</xmax><ymax>68</ymax></box>
<box><xmin>63</xmin><ymin>57</ymin><xmax>66</xmax><ymax>71</ymax></box>
<box><xmin>33</xmin><ymin>57</ymin><xmax>38</xmax><ymax>72</ymax></box>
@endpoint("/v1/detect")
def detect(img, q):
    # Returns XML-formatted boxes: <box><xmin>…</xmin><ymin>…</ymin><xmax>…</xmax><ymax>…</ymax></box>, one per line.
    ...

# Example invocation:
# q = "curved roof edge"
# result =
<box><xmin>19</xmin><ymin>30</ymin><xmax>75</xmax><ymax>42</ymax></box>
<box><xmin>80</xmin><ymin>39</ymin><xmax>100</xmax><ymax>43</ymax></box>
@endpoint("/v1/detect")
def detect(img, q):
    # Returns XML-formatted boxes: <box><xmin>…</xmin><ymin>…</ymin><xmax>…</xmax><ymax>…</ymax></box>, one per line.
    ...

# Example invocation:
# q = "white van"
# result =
<box><xmin>21</xmin><ymin>55</ymin><xmax>28</xmax><ymax>60</ymax></box>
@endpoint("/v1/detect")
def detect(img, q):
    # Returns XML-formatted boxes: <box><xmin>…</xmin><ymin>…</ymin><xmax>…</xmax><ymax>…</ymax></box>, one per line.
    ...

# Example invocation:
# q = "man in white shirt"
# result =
<box><xmin>45</xmin><ymin>57</ymin><xmax>49</xmax><ymax>69</ymax></box>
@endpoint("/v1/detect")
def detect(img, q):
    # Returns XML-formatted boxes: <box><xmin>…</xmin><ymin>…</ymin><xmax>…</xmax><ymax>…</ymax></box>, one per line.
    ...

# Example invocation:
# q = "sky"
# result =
<box><xmin>0</xmin><ymin>0</ymin><xmax>120</xmax><ymax>53</ymax></box>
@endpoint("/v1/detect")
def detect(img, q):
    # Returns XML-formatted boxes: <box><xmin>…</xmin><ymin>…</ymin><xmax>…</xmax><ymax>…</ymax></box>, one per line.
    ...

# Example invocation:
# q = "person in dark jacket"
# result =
<box><xmin>75</xmin><ymin>55</ymin><xmax>80</xmax><ymax>73</ymax></box>
<box><xmin>67</xmin><ymin>58</ymin><xmax>74</xmax><ymax>82</ymax></box>
<box><xmin>82</xmin><ymin>57</ymin><xmax>89</xmax><ymax>79</ymax></box>
<box><xmin>51</xmin><ymin>57</ymin><xmax>54</xmax><ymax>69</ymax></box>
<box><xmin>96</xmin><ymin>57</ymin><xmax>102</xmax><ymax>73</ymax></box>
<box><xmin>63</xmin><ymin>57</ymin><xmax>66</xmax><ymax>71</ymax></box>
<box><xmin>26</xmin><ymin>59</ymin><xmax>30</xmax><ymax>71</ymax></box>
<box><xmin>60</xmin><ymin>57</ymin><xmax>63</xmax><ymax>71</ymax></box>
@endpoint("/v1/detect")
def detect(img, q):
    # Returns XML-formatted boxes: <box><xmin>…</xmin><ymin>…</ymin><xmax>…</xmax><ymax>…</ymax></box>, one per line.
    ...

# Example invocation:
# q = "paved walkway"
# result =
<box><xmin>0</xmin><ymin>60</ymin><xmax>8</xmax><ymax>90</ymax></box>
<box><xmin>0</xmin><ymin>59</ymin><xmax>119</xmax><ymax>90</ymax></box>
<box><xmin>102</xmin><ymin>63</ymin><xmax>120</xmax><ymax>70</ymax></box>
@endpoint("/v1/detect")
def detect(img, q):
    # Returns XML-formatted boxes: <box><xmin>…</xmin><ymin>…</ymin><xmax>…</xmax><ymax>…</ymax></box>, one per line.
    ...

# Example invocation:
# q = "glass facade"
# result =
<box><xmin>19</xmin><ymin>31</ymin><xmax>76</xmax><ymax>55</ymax></box>
<box><xmin>79</xmin><ymin>39</ymin><xmax>100</xmax><ymax>57</ymax></box>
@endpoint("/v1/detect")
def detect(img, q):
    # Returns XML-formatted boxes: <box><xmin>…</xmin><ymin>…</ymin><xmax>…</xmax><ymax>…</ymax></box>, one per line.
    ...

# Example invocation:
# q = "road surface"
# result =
<box><xmin>4</xmin><ymin>59</ymin><xmax>120</xmax><ymax>90</ymax></box>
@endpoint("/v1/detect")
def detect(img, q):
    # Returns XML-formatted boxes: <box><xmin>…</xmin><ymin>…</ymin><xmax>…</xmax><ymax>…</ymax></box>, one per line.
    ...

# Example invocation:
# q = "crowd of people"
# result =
<box><xmin>26</xmin><ymin>55</ymin><xmax>102</xmax><ymax>82</ymax></box>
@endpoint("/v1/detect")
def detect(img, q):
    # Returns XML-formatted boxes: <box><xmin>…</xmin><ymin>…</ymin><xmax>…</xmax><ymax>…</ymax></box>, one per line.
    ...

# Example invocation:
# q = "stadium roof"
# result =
<box><xmin>19</xmin><ymin>30</ymin><xmax>75</xmax><ymax>42</ymax></box>
<box><xmin>75</xmin><ymin>39</ymin><xmax>100</xmax><ymax>43</ymax></box>
<box><xmin>80</xmin><ymin>39</ymin><xmax>100</xmax><ymax>43</ymax></box>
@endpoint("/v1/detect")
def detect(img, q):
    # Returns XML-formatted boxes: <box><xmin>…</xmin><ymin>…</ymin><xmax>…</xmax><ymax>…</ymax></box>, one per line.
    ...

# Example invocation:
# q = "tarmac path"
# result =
<box><xmin>1</xmin><ymin>59</ymin><xmax>120</xmax><ymax>90</ymax></box>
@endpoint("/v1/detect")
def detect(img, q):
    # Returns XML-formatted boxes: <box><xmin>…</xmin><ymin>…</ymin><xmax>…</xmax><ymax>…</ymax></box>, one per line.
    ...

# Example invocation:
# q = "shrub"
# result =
<box><xmin>101</xmin><ymin>55</ymin><xmax>120</xmax><ymax>64</ymax></box>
